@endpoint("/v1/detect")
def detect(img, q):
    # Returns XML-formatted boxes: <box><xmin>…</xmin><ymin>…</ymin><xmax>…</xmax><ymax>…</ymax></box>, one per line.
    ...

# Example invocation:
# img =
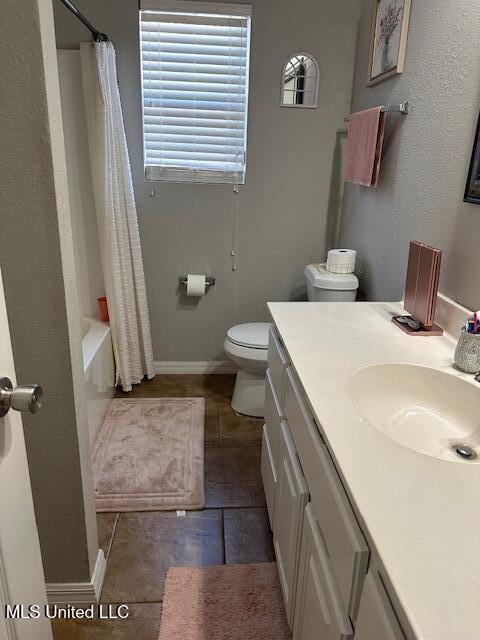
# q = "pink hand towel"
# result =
<box><xmin>345</xmin><ymin>107</ymin><xmax>386</xmax><ymax>187</ymax></box>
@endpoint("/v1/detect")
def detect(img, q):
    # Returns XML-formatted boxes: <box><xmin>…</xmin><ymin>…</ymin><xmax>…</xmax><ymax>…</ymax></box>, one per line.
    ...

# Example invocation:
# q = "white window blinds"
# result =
<box><xmin>140</xmin><ymin>2</ymin><xmax>251</xmax><ymax>184</ymax></box>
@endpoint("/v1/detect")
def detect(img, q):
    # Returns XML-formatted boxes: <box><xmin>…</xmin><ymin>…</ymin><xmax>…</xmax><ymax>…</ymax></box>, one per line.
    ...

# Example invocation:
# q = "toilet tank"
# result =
<box><xmin>305</xmin><ymin>264</ymin><xmax>359</xmax><ymax>302</ymax></box>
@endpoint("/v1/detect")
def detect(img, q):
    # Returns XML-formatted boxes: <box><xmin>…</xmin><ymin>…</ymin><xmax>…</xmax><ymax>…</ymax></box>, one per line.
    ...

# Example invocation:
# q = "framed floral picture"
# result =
<box><xmin>464</xmin><ymin>113</ymin><xmax>480</xmax><ymax>204</ymax></box>
<box><xmin>368</xmin><ymin>0</ymin><xmax>411</xmax><ymax>86</ymax></box>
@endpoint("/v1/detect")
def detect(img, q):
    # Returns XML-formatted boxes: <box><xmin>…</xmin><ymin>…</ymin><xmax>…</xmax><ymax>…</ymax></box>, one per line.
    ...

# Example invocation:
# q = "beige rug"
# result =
<box><xmin>158</xmin><ymin>563</ymin><xmax>291</xmax><ymax>640</ymax></box>
<box><xmin>92</xmin><ymin>398</ymin><xmax>205</xmax><ymax>512</ymax></box>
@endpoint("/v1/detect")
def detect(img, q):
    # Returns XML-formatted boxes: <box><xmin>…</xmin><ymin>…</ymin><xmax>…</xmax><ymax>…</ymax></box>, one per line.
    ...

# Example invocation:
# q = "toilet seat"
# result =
<box><xmin>224</xmin><ymin>338</ymin><xmax>268</xmax><ymax>364</ymax></box>
<box><xmin>226</xmin><ymin>322</ymin><xmax>270</xmax><ymax>349</ymax></box>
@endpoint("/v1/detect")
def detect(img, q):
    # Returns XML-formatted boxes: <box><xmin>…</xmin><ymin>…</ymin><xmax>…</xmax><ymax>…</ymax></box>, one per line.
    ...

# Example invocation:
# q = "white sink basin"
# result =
<box><xmin>348</xmin><ymin>364</ymin><xmax>480</xmax><ymax>463</ymax></box>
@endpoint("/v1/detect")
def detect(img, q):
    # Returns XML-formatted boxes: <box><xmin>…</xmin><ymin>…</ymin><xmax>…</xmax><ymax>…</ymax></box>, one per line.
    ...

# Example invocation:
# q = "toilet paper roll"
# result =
<box><xmin>186</xmin><ymin>274</ymin><xmax>207</xmax><ymax>297</ymax></box>
<box><xmin>326</xmin><ymin>249</ymin><xmax>357</xmax><ymax>274</ymax></box>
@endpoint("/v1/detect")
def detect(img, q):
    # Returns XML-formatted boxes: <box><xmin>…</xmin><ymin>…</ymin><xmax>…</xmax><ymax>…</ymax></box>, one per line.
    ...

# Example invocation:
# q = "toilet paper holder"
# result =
<box><xmin>179</xmin><ymin>275</ymin><xmax>216</xmax><ymax>287</ymax></box>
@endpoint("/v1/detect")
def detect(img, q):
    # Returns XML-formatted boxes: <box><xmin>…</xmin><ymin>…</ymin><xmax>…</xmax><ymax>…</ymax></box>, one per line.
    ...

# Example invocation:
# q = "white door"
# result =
<box><xmin>0</xmin><ymin>267</ymin><xmax>52</xmax><ymax>640</ymax></box>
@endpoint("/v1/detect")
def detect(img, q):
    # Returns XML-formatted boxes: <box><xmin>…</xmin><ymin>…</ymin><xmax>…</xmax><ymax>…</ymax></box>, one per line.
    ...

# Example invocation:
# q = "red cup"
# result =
<box><xmin>97</xmin><ymin>296</ymin><xmax>109</xmax><ymax>322</ymax></box>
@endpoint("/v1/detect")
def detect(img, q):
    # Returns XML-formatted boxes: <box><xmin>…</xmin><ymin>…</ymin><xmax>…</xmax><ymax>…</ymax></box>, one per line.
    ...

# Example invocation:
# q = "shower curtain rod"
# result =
<box><xmin>57</xmin><ymin>0</ymin><xmax>109</xmax><ymax>42</ymax></box>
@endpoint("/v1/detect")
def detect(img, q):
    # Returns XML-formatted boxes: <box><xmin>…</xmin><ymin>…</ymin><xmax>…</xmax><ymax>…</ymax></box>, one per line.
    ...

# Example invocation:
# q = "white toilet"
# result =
<box><xmin>224</xmin><ymin>322</ymin><xmax>271</xmax><ymax>418</ymax></box>
<box><xmin>224</xmin><ymin>263</ymin><xmax>359</xmax><ymax>417</ymax></box>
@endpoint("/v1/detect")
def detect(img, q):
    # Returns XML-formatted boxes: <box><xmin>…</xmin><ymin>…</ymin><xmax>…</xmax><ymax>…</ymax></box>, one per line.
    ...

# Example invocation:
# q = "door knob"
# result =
<box><xmin>0</xmin><ymin>377</ymin><xmax>43</xmax><ymax>418</ymax></box>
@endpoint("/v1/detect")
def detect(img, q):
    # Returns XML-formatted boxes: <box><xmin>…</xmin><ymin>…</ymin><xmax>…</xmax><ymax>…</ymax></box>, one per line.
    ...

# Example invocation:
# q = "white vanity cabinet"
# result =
<box><xmin>262</xmin><ymin>325</ymin><xmax>408</xmax><ymax>640</ymax></box>
<box><xmin>273</xmin><ymin>421</ymin><xmax>308</xmax><ymax>624</ymax></box>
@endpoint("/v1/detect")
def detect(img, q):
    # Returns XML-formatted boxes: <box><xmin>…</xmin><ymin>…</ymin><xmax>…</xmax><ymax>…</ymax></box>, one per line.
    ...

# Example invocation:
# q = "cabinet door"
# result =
<box><xmin>262</xmin><ymin>369</ymin><xmax>284</xmax><ymax>526</ymax></box>
<box><xmin>284</xmin><ymin>366</ymin><xmax>368</xmax><ymax>621</ymax></box>
<box><xmin>309</xmin><ymin>440</ymin><xmax>369</xmax><ymax>622</ymax></box>
<box><xmin>354</xmin><ymin>572</ymin><xmax>406</xmax><ymax>640</ymax></box>
<box><xmin>261</xmin><ymin>424</ymin><xmax>277</xmax><ymax>528</ymax></box>
<box><xmin>293</xmin><ymin>505</ymin><xmax>353</xmax><ymax>640</ymax></box>
<box><xmin>273</xmin><ymin>421</ymin><xmax>308</xmax><ymax>625</ymax></box>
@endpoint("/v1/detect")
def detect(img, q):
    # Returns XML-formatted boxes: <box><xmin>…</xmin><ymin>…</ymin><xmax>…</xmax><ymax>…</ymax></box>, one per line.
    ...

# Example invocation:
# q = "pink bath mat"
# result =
<box><xmin>158</xmin><ymin>563</ymin><xmax>291</xmax><ymax>640</ymax></box>
<box><xmin>92</xmin><ymin>398</ymin><xmax>205</xmax><ymax>512</ymax></box>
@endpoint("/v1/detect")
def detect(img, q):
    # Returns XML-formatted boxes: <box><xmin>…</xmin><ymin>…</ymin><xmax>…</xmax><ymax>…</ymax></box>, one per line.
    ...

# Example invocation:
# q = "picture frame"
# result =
<box><xmin>367</xmin><ymin>0</ymin><xmax>411</xmax><ymax>86</ymax></box>
<box><xmin>464</xmin><ymin>112</ymin><xmax>480</xmax><ymax>205</ymax></box>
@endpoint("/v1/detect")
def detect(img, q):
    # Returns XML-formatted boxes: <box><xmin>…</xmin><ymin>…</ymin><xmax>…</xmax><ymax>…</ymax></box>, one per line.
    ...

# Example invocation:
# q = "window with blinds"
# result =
<box><xmin>140</xmin><ymin>1</ymin><xmax>251</xmax><ymax>184</ymax></box>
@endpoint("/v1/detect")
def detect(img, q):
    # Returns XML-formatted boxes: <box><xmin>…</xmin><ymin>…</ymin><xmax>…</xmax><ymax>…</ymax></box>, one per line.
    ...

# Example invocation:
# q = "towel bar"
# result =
<box><xmin>344</xmin><ymin>101</ymin><xmax>410</xmax><ymax>122</ymax></box>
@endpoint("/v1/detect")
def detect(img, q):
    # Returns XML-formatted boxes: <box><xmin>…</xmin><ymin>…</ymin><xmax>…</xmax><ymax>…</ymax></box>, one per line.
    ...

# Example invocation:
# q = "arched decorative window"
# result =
<box><xmin>280</xmin><ymin>53</ymin><xmax>319</xmax><ymax>108</ymax></box>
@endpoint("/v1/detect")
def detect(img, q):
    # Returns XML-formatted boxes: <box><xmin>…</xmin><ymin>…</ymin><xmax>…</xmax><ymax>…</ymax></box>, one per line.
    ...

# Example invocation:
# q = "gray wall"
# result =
<box><xmin>339</xmin><ymin>0</ymin><xmax>480</xmax><ymax>310</ymax></box>
<box><xmin>0</xmin><ymin>0</ymin><xmax>99</xmax><ymax>583</ymax></box>
<box><xmin>54</xmin><ymin>0</ymin><xmax>361</xmax><ymax>361</ymax></box>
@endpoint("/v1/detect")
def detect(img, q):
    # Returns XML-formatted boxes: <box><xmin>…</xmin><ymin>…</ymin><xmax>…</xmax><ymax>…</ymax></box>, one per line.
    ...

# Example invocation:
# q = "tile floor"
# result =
<box><xmin>52</xmin><ymin>374</ymin><xmax>273</xmax><ymax>640</ymax></box>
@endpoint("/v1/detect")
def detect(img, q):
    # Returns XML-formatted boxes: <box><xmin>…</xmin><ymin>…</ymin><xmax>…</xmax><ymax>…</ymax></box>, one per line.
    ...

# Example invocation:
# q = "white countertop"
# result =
<box><xmin>268</xmin><ymin>300</ymin><xmax>480</xmax><ymax>640</ymax></box>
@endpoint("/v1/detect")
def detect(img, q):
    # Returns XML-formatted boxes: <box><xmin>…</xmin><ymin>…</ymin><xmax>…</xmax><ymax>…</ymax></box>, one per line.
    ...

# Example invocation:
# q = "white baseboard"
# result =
<box><xmin>154</xmin><ymin>360</ymin><xmax>237</xmax><ymax>374</ymax></box>
<box><xmin>46</xmin><ymin>549</ymin><xmax>106</xmax><ymax>605</ymax></box>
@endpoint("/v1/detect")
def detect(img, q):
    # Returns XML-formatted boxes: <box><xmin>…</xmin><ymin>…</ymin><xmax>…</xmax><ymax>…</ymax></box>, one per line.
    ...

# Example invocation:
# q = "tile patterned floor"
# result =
<box><xmin>52</xmin><ymin>374</ymin><xmax>272</xmax><ymax>640</ymax></box>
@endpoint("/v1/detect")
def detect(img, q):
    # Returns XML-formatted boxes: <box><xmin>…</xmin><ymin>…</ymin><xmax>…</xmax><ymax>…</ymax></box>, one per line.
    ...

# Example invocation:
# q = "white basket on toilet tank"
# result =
<box><xmin>305</xmin><ymin>263</ymin><xmax>359</xmax><ymax>301</ymax></box>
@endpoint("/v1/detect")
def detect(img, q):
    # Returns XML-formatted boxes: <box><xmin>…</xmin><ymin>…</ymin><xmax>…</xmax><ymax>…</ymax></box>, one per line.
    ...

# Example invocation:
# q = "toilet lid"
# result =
<box><xmin>227</xmin><ymin>323</ymin><xmax>271</xmax><ymax>349</ymax></box>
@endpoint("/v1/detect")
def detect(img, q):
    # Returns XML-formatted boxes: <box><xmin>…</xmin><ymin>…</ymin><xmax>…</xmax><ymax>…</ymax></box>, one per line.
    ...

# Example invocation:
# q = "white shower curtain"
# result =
<box><xmin>80</xmin><ymin>42</ymin><xmax>154</xmax><ymax>391</ymax></box>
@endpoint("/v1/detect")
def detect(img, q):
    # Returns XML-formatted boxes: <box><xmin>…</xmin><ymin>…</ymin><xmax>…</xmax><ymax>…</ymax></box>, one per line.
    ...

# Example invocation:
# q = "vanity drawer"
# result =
<box><xmin>268</xmin><ymin>326</ymin><xmax>289</xmax><ymax>405</ymax></box>
<box><xmin>354</xmin><ymin>571</ymin><xmax>406</xmax><ymax>640</ymax></box>
<box><xmin>265</xmin><ymin>367</ymin><xmax>285</xmax><ymax>424</ymax></box>
<box><xmin>284</xmin><ymin>367</ymin><xmax>369</xmax><ymax>622</ymax></box>
<box><xmin>293</xmin><ymin>504</ymin><xmax>353</xmax><ymax>640</ymax></box>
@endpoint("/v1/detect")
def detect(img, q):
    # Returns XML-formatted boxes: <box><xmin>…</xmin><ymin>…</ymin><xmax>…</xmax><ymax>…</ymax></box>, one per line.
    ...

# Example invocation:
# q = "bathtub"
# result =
<box><xmin>82</xmin><ymin>316</ymin><xmax>115</xmax><ymax>448</ymax></box>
